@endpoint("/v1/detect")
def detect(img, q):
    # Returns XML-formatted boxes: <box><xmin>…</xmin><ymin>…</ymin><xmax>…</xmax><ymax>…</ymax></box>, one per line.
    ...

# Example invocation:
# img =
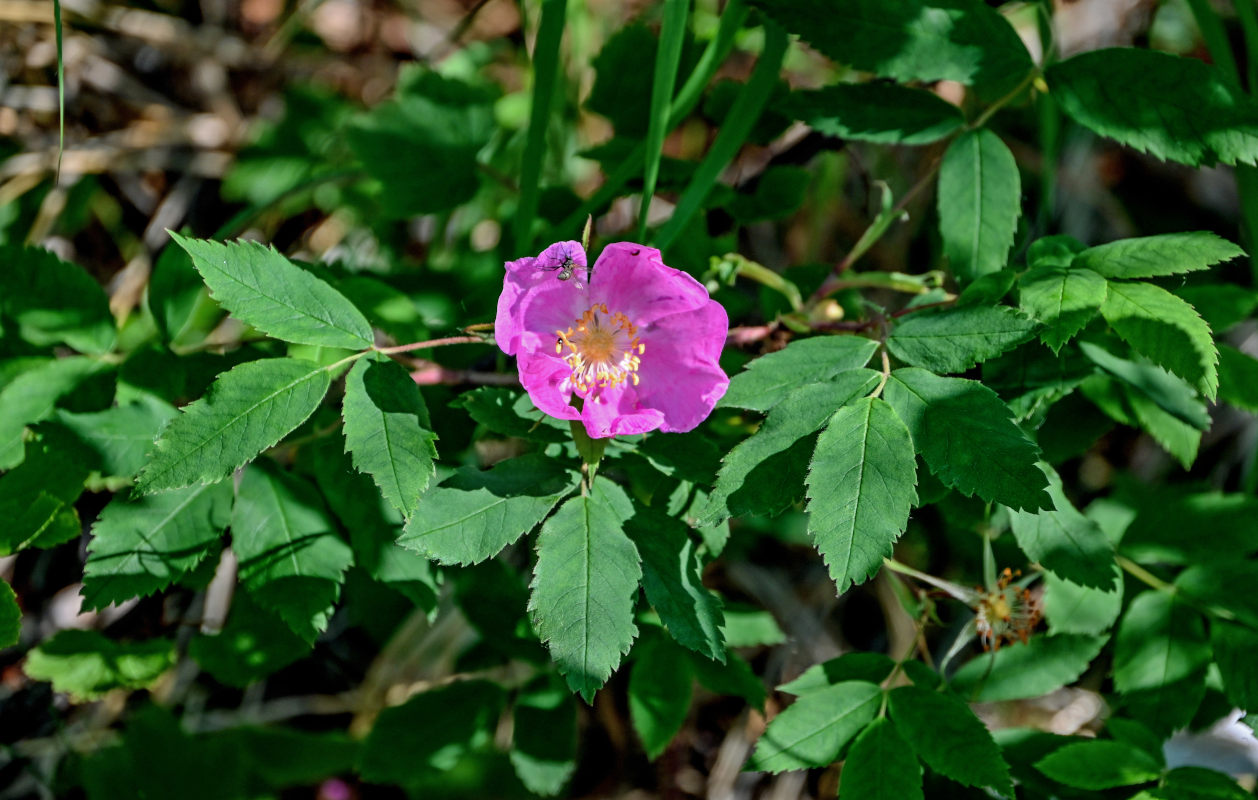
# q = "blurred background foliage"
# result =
<box><xmin>3</xmin><ymin>0</ymin><xmax>1258</xmax><ymax>797</ymax></box>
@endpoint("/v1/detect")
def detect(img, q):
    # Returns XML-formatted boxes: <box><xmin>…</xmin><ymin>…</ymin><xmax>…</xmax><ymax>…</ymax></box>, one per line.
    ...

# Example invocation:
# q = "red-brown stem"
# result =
<box><xmin>410</xmin><ymin>364</ymin><xmax>519</xmax><ymax>386</ymax></box>
<box><xmin>375</xmin><ymin>335</ymin><xmax>486</xmax><ymax>355</ymax></box>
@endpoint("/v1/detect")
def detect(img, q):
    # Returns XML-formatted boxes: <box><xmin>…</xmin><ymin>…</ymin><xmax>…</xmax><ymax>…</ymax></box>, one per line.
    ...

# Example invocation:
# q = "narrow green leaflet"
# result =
<box><xmin>1079</xmin><ymin>342</ymin><xmax>1210</xmax><ymax>430</ymax></box>
<box><xmin>938</xmin><ymin>129</ymin><xmax>1021</xmax><ymax>284</ymax></box>
<box><xmin>1042</xmin><ymin>568</ymin><xmax>1122</xmax><ymax>636</ymax></box>
<box><xmin>784</xmin><ymin>83</ymin><xmax>963</xmax><ymax>145</ymax></box>
<box><xmin>0</xmin><ymin>357</ymin><xmax>111</xmax><ymax>469</ymax></box>
<box><xmin>629</xmin><ymin>636</ymin><xmax>693</xmax><ymax>760</ymax></box>
<box><xmin>1216</xmin><ymin>344</ymin><xmax>1258</xmax><ymax>412</ymax></box>
<box><xmin>170</xmin><ymin>232</ymin><xmax>374</xmax><ymax>349</ymax></box>
<box><xmin>719</xmin><ymin>336</ymin><xmax>879</xmax><ymax>412</ymax></box>
<box><xmin>189</xmin><ymin>594</ymin><xmax>310</xmax><ymax>687</ymax></box>
<box><xmin>839</xmin><ymin>718</ymin><xmax>923</xmax><ymax>800</ymax></box>
<box><xmin>888</xmin><ymin>686</ymin><xmax>1012</xmax><ymax>796</ymax></box>
<box><xmin>53</xmin><ymin>400</ymin><xmax>178</xmax><ymax>479</ymax></box>
<box><xmin>721</xmin><ymin>606</ymin><xmax>785</xmax><ymax>648</ymax></box>
<box><xmin>137</xmin><ymin>358</ymin><xmax>331</xmax><ymax>494</ymax></box>
<box><xmin>745</xmin><ymin>680</ymin><xmax>881</xmax><ymax>772</ymax></box>
<box><xmin>1074</xmin><ymin>231</ymin><xmax>1244</xmax><ymax>278</ymax></box>
<box><xmin>232</xmin><ymin>461</ymin><xmax>354</xmax><ymax>642</ymax></box>
<box><xmin>24</xmin><ymin>630</ymin><xmax>174</xmax><ymax>700</ymax></box>
<box><xmin>1034</xmin><ymin>741</ymin><xmax>1162</xmax><ymax>790</ymax></box>
<box><xmin>0</xmin><ymin>244</ymin><xmax>116</xmax><ymax>354</ymax></box>
<box><xmin>806</xmin><ymin>396</ymin><xmax>917</xmax><ymax>594</ymax></box>
<box><xmin>703</xmin><ymin>371</ymin><xmax>879</xmax><ymax>524</ymax></box>
<box><xmin>1211</xmin><ymin>621</ymin><xmax>1258</xmax><ymax>712</ymax></box>
<box><xmin>1007</xmin><ymin>465</ymin><xmax>1115</xmax><ymax>590</ymax></box>
<box><xmin>451</xmin><ymin>387</ymin><xmax>566</xmax><ymax>442</ymax></box>
<box><xmin>887</xmin><ymin>306</ymin><xmax>1037</xmax><ymax>373</ymax></box>
<box><xmin>0</xmin><ymin>431</ymin><xmax>90</xmax><ymax>555</ymax></box>
<box><xmin>398</xmin><ymin>453</ymin><xmax>577</xmax><ymax>566</ymax></box>
<box><xmin>1017</xmin><ymin>265</ymin><xmax>1107</xmax><ymax>352</ymax></box>
<box><xmin>752</xmin><ymin>0</ymin><xmax>1033</xmax><ymax>95</ymax></box>
<box><xmin>625</xmin><ymin>507</ymin><xmax>725</xmax><ymax>662</ymax></box>
<box><xmin>358</xmin><ymin>681</ymin><xmax>505</xmax><ymax>782</ymax></box>
<box><xmin>1047</xmin><ymin>48</ymin><xmax>1258</xmax><ymax>167</ymax></box>
<box><xmin>342</xmin><ymin>355</ymin><xmax>437</xmax><ymax>517</ymax></box>
<box><xmin>0</xmin><ymin>579</ymin><xmax>19</xmax><ymax>648</ymax></box>
<box><xmin>82</xmin><ymin>481</ymin><xmax>233</xmax><ymax>610</ymax></box>
<box><xmin>1100</xmin><ymin>281</ymin><xmax>1218</xmax><ymax>399</ymax></box>
<box><xmin>1114</xmin><ymin>591</ymin><xmax>1210</xmax><ymax>694</ymax></box>
<box><xmin>1126</xmin><ymin>386</ymin><xmax>1202</xmax><ymax>469</ymax></box>
<box><xmin>1160</xmin><ymin>767</ymin><xmax>1253</xmax><ymax>800</ymax></box>
<box><xmin>884</xmin><ymin>369</ymin><xmax>1050</xmax><ymax>511</ymax></box>
<box><xmin>510</xmin><ymin>678</ymin><xmax>578</xmax><ymax>796</ymax></box>
<box><xmin>949</xmin><ymin>634</ymin><xmax>1105</xmax><ymax>701</ymax></box>
<box><xmin>529</xmin><ymin>480</ymin><xmax>641</xmax><ymax>702</ymax></box>
<box><xmin>778</xmin><ymin>653</ymin><xmax>895</xmax><ymax>695</ymax></box>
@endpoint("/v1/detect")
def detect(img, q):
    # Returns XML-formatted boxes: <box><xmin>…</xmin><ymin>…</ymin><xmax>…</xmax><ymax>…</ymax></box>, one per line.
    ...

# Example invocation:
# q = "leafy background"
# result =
<box><xmin>2</xmin><ymin>0</ymin><xmax>1258</xmax><ymax>798</ymax></box>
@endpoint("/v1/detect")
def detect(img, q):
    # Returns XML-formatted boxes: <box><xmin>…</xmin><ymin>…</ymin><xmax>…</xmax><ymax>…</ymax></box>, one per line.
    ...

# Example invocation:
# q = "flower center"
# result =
<box><xmin>555</xmin><ymin>303</ymin><xmax>644</xmax><ymax>394</ymax></box>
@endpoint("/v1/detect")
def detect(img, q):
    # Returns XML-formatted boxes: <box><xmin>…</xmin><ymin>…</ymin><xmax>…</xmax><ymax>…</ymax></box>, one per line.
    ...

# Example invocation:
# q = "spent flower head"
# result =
<box><xmin>495</xmin><ymin>240</ymin><xmax>729</xmax><ymax>438</ymax></box>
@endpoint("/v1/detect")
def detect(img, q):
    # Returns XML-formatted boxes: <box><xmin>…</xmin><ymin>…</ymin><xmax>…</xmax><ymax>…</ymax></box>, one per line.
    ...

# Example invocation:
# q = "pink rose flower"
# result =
<box><xmin>495</xmin><ymin>241</ymin><xmax>729</xmax><ymax>438</ymax></box>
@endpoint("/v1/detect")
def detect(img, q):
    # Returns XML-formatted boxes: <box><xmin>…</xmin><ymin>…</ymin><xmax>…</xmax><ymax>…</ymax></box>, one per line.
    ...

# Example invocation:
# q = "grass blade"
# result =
<box><xmin>513</xmin><ymin>0</ymin><xmax>567</xmax><ymax>254</ymax></box>
<box><xmin>653</xmin><ymin>20</ymin><xmax>788</xmax><ymax>251</ymax></box>
<box><xmin>638</xmin><ymin>0</ymin><xmax>690</xmax><ymax>241</ymax></box>
<box><xmin>54</xmin><ymin>0</ymin><xmax>64</xmax><ymax>180</ymax></box>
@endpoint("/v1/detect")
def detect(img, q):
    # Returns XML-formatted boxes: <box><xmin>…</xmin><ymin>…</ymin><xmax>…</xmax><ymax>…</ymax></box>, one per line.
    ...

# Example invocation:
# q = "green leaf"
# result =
<box><xmin>1178</xmin><ymin>284</ymin><xmax>1258</xmax><ymax>332</ymax></box>
<box><xmin>1074</xmin><ymin>232</ymin><xmax>1245</xmax><ymax>279</ymax></box>
<box><xmin>937</xmin><ymin>129</ymin><xmax>1021</xmax><ymax>284</ymax></box>
<box><xmin>1120</xmin><ymin>490</ymin><xmax>1258</xmax><ymax>565</ymax></box>
<box><xmin>1126</xmin><ymin>385</ymin><xmax>1203</xmax><ymax>469</ymax></box>
<box><xmin>1047</xmin><ymin>47</ymin><xmax>1258</xmax><ymax>167</ymax></box>
<box><xmin>1079</xmin><ymin>342</ymin><xmax>1210</xmax><ymax>430</ymax></box>
<box><xmin>398</xmin><ymin>453</ymin><xmax>577</xmax><ymax>566</ymax></box>
<box><xmin>1175</xmin><ymin>563</ymin><xmax>1258</xmax><ymax>628</ymax></box>
<box><xmin>170</xmin><ymin>233</ymin><xmax>373</xmax><ymax>349</ymax></box>
<box><xmin>137</xmin><ymin>358</ymin><xmax>331</xmax><ymax>494</ymax></box>
<box><xmin>719</xmin><ymin>336</ymin><xmax>879</xmax><ymax>412</ymax></box>
<box><xmin>1034</xmin><ymin>740</ymin><xmax>1162</xmax><ymax>790</ymax></box>
<box><xmin>0</xmin><ymin>356</ymin><xmax>112</xmax><ymax>469</ymax></box>
<box><xmin>752</xmin><ymin>0</ymin><xmax>1033</xmax><ymax>95</ymax></box>
<box><xmin>1101</xmin><ymin>281</ymin><xmax>1218</xmax><ymax>399</ymax></box>
<box><xmin>218</xmin><ymin>727</ymin><xmax>360</xmax><ymax>789</ymax></box>
<box><xmin>510</xmin><ymin>678</ymin><xmax>577</xmax><ymax>796</ymax></box>
<box><xmin>1017</xmin><ymin>264</ymin><xmax>1107</xmax><ymax>352</ymax></box>
<box><xmin>1217</xmin><ymin>344</ymin><xmax>1258</xmax><ymax>412</ymax></box>
<box><xmin>342</xmin><ymin>354</ymin><xmax>437</xmax><ymax>518</ymax></box>
<box><xmin>745</xmin><ymin>680</ymin><xmax>881</xmax><ymax>772</ymax></box>
<box><xmin>52</xmin><ymin>400</ymin><xmax>178</xmax><ymax>479</ymax></box>
<box><xmin>0</xmin><ymin>244</ymin><xmax>115</xmax><ymax>354</ymax></box>
<box><xmin>690</xmin><ymin>649</ymin><xmax>766</xmax><ymax>709</ymax></box>
<box><xmin>232</xmin><ymin>461</ymin><xmax>354</xmax><ymax>642</ymax></box>
<box><xmin>0</xmin><ymin>579</ymin><xmax>19</xmax><ymax>648</ymax></box>
<box><xmin>1042</xmin><ymin>568</ymin><xmax>1122</xmax><ymax>636</ymax></box>
<box><xmin>82</xmin><ymin>481</ymin><xmax>233</xmax><ymax>611</ymax></box>
<box><xmin>0</xmin><ymin>430</ymin><xmax>90</xmax><ymax>555</ymax></box>
<box><xmin>888</xmin><ymin>686</ymin><xmax>1012</xmax><ymax>796</ymax></box>
<box><xmin>950</xmin><ymin>634</ymin><xmax>1105</xmax><ymax>701</ymax></box>
<box><xmin>529</xmin><ymin>479</ymin><xmax>641</xmax><ymax>702</ymax></box>
<box><xmin>347</xmin><ymin>68</ymin><xmax>495</xmax><ymax>217</ymax></box>
<box><xmin>1114</xmin><ymin>591</ymin><xmax>1210</xmax><ymax>694</ymax></box>
<box><xmin>806</xmin><ymin>396</ymin><xmax>917</xmax><ymax>594</ymax></box>
<box><xmin>625</xmin><ymin>507</ymin><xmax>725</xmax><ymax>662</ymax></box>
<box><xmin>24</xmin><ymin>630</ymin><xmax>174</xmax><ymax>700</ymax></box>
<box><xmin>778</xmin><ymin>653</ymin><xmax>896</xmax><ymax>695</ymax></box>
<box><xmin>1160</xmin><ymin>767</ymin><xmax>1253</xmax><ymax>800</ymax></box>
<box><xmin>1211</xmin><ymin>621</ymin><xmax>1258</xmax><ymax>712</ymax></box>
<box><xmin>720</xmin><ymin>606</ymin><xmax>785</xmax><ymax>647</ymax></box>
<box><xmin>1028</xmin><ymin>235</ymin><xmax>1087</xmax><ymax>269</ymax></box>
<box><xmin>839</xmin><ymin>718</ymin><xmax>923</xmax><ymax>800</ymax></box>
<box><xmin>1007</xmin><ymin>464</ymin><xmax>1115</xmax><ymax>590</ymax></box>
<box><xmin>189</xmin><ymin>593</ymin><xmax>310</xmax><ymax>687</ymax></box>
<box><xmin>887</xmin><ymin>306</ymin><xmax>1037</xmax><ymax>373</ymax></box>
<box><xmin>629</xmin><ymin>635</ymin><xmax>693</xmax><ymax>760</ymax></box>
<box><xmin>784</xmin><ymin>83</ymin><xmax>962</xmax><ymax>145</ymax></box>
<box><xmin>884</xmin><ymin>368</ymin><xmax>1050</xmax><ymax>511</ymax></box>
<box><xmin>451</xmin><ymin>387</ymin><xmax>567</xmax><ymax>442</ymax></box>
<box><xmin>704</xmin><ymin>371</ymin><xmax>879</xmax><ymax>524</ymax></box>
<box><xmin>358</xmin><ymin>681</ymin><xmax>505</xmax><ymax>782</ymax></box>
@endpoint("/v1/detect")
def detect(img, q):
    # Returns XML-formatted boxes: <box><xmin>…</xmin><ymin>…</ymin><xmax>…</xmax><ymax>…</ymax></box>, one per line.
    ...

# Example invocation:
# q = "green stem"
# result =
<box><xmin>639</xmin><ymin>0</ymin><xmax>690</xmax><ymax>241</ymax></box>
<box><xmin>1115</xmin><ymin>555</ymin><xmax>1174</xmax><ymax>594</ymax></box>
<box><xmin>569</xmin><ymin>418</ymin><xmax>606</xmax><ymax>487</ymax></box>
<box><xmin>374</xmin><ymin>335</ymin><xmax>487</xmax><ymax>355</ymax></box>
<box><xmin>513</xmin><ymin>0</ymin><xmax>568</xmax><ymax>254</ymax></box>
<box><xmin>968</xmin><ymin>69</ymin><xmax>1037</xmax><ymax>131</ymax></box>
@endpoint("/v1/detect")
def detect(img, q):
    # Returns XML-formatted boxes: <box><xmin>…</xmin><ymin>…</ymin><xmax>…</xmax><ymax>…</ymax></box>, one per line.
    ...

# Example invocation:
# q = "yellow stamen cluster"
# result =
<box><xmin>555</xmin><ymin>303</ymin><xmax>645</xmax><ymax>395</ymax></box>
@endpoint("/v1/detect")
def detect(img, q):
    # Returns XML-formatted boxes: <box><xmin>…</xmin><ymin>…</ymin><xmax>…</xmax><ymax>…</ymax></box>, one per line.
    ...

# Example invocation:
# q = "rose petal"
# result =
<box><xmin>581</xmin><ymin>383</ymin><xmax>666</xmax><ymax>438</ymax></box>
<box><xmin>518</xmin><ymin>352</ymin><xmax>581</xmax><ymax>422</ymax></box>
<box><xmin>590</xmin><ymin>243</ymin><xmax>713</xmax><ymax>324</ymax></box>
